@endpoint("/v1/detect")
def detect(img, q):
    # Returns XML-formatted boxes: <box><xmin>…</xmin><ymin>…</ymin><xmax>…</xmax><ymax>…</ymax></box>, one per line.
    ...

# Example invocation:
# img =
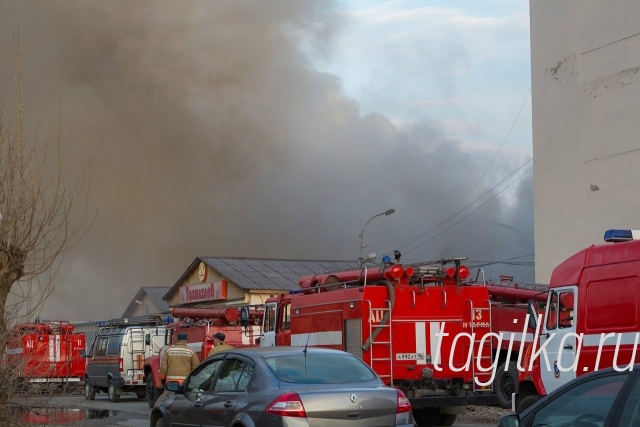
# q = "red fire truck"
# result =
<box><xmin>517</xmin><ymin>229</ymin><xmax>640</xmax><ymax>411</ymax></box>
<box><xmin>484</xmin><ymin>277</ymin><xmax>548</xmax><ymax>408</ymax></box>
<box><xmin>4</xmin><ymin>320</ymin><xmax>86</xmax><ymax>391</ymax></box>
<box><xmin>258</xmin><ymin>256</ymin><xmax>541</xmax><ymax>426</ymax></box>
<box><xmin>143</xmin><ymin>305</ymin><xmax>262</xmax><ymax>407</ymax></box>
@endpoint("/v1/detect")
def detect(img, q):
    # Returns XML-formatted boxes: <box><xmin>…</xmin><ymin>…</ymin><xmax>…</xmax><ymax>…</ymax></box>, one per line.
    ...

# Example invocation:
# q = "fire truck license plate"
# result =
<box><xmin>396</xmin><ymin>353</ymin><xmax>430</xmax><ymax>362</ymax></box>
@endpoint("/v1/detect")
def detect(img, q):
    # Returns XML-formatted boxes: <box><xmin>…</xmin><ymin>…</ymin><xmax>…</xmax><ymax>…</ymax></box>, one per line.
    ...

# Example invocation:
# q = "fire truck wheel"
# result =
<box><xmin>146</xmin><ymin>373</ymin><xmax>160</xmax><ymax>408</ymax></box>
<box><xmin>438</xmin><ymin>414</ymin><xmax>457</xmax><ymax>426</ymax></box>
<box><xmin>413</xmin><ymin>408</ymin><xmax>442</xmax><ymax>427</ymax></box>
<box><xmin>84</xmin><ymin>381</ymin><xmax>96</xmax><ymax>401</ymax></box>
<box><xmin>495</xmin><ymin>361</ymin><xmax>518</xmax><ymax>409</ymax></box>
<box><xmin>108</xmin><ymin>379</ymin><xmax>121</xmax><ymax>403</ymax></box>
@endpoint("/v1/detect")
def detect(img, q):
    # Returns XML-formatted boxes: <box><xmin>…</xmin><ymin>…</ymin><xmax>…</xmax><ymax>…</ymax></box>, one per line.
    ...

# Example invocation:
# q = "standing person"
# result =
<box><xmin>207</xmin><ymin>332</ymin><xmax>234</xmax><ymax>357</ymax></box>
<box><xmin>160</xmin><ymin>333</ymin><xmax>199</xmax><ymax>384</ymax></box>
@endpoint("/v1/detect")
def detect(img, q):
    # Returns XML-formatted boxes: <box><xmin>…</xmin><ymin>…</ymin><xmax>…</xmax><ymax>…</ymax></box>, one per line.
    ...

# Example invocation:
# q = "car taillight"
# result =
<box><xmin>266</xmin><ymin>393</ymin><xmax>306</xmax><ymax>417</ymax></box>
<box><xmin>119</xmin><ymin>358</ymin><xmax>123</xmax><ymax>372</ymax></box>
<box><xmin>396</xmin><ymin>389</ymin><xmax>412</xmax><ymax>413</ymax></box>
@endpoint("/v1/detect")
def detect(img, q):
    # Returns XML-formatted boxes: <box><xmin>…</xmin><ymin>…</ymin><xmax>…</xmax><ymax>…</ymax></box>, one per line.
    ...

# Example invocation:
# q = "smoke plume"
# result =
<box><xmin>0</xmin><ymin>1</ymin><xmax>534</xmax><ymax>320</ymax></box>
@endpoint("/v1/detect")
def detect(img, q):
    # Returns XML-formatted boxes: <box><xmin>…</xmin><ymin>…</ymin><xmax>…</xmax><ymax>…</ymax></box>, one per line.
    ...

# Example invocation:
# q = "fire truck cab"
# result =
<box><xmin>82</xmin><ymin>315</ymin><xmax>167</xmax><ymax>402</ymax></box>
<box><xmin>518</xmin><ymin>229</ymin><xmax>640</xmax><ymax>411</ymax></box>
<box><xmin>260</xmin><ymin>257</ymin><xmax>497</xmax><ymax>427</ymax></box>
<box><xmin>484</xmin><ymin>278</ymin><xmax>548</xmax><ymax>409</ymax></box>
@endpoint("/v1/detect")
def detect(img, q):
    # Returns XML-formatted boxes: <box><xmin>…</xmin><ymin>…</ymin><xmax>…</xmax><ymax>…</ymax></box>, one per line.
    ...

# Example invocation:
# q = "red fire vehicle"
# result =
<box><xmin>484</xmin><ymin>277</ymin><xmax>548</xmax><ymax>408</ymax></box>
<box><xmin>4</xmin><ymin>320</ymin><xmax>86</xmax><ymax>391</ymax></box>
<box><xmin>260</xmin><ymin>256</ymin><xmax>520</xmax><ymax>426</ymax></box>
<box><xmin>143</xmin><ymin>305</ymin><xmax>262</xmax><ymax>407</ymax></box>
<box><xmin>517</xmin><ymin>229</ymin><xmax>640</xmax><ymax>411</ymax></box>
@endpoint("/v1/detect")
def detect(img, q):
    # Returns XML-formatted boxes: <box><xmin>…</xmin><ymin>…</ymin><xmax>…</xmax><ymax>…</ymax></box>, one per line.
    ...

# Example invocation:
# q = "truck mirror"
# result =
<box><xmin>527</xmin><ymin>300</ymin><xmax>539</xmax><ymax>329</ymax></box>
<box><xmin>240</xmin><ymin>306</ymin><xmax>250</xmax><ymax>327</ymax></box>
<box><xmin>145</xmin><ymin>334</ymin><xmax>151</xmax><ymax>346</ymax></box>
<box><xmin>80</xmin><ymin>349</ymin><xmax>87</xmax><ymax>358</ymax></box>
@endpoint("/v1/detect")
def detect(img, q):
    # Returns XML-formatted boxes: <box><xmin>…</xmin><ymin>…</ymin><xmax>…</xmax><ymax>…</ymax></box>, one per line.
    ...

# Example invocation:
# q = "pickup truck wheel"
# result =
<box><xmin>146</xmin><ymin>373</ymin><xmax>161</xmax><ymax>408</ymax></box>
<box><xmin>495</xmin><ymin>361</ymin><xmax>518</xmax><ymax>409</ymax></box>
<box><xmin>84</xmin><ymin>380</ymin><xmax>96</xmax><ymax>401</ymax></box>
<box><xmin>155</xmin><ymin>418</ymin><xmax>167</xmax><ymax>427</ymax></box>
<box><xmin>108</xmin><ymin>379</ymin><xmax>121</xmax><ymax>403</ymax></box>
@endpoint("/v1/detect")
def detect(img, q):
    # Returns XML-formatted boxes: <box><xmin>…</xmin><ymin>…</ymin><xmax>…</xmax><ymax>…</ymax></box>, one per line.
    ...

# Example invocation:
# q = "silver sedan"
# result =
<box><xmin>151</xmin><ymin>346</ymin><xmax>414</xmax><ymax>427</ymax></box>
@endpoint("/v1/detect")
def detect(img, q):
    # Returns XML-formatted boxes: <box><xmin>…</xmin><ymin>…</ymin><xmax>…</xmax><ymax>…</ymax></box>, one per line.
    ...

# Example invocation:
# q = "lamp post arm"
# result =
<box><xmin>357</xmin><ymin>209</ymin><xmax>395</xmax><ymax>267</ymax></box>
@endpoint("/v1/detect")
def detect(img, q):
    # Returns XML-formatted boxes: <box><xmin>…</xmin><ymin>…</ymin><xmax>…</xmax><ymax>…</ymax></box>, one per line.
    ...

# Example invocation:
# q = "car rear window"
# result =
<box><xmin>264</xmin><ymin>352</ymin><xmax>378</xmax><ymax>384</ymax></box>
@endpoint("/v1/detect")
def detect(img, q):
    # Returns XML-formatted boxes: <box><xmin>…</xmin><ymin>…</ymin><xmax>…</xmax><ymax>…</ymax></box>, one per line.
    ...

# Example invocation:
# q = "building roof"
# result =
<box><xmin>164</xmin><ymin>257</ymin><xmax>358</xmax><ymax>300</ymax></box>
<box><xmin>143</xmin><ymin>287</ymin><xmax>171</xmax><ymax>311</ymax></box>
<box><xmin>122</xmin><ymin>287</ymin><xmax>171</xmax><ymax>318</ymax></box>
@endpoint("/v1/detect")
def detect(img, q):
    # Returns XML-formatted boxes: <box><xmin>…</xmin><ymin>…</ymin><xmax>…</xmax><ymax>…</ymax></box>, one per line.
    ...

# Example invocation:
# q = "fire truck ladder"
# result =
<box><xmin>129</xmin><ymin>328</ymin><xmax>146</xmax><ymax>380</ymax></box>
<box><xmin>365</xmin><ymin>299</ymin><xmax>393</xmax><ymax>384</ymax></box>
<box><xmin>128</xmin><ymin>328</ymin><xmax>146</xmax><ymax>352</ymax></box>
<box><xmin>467</xmin><ymin>300</ymin><xmax>493</xmax><ymax>393</ymax></box>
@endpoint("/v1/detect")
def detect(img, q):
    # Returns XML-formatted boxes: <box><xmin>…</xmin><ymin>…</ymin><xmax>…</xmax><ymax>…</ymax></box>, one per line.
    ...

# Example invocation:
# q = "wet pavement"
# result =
<box><xmin>28</xmin><ymin>392</ymin><xmax>151</xmax><ymax>427</ymax></box>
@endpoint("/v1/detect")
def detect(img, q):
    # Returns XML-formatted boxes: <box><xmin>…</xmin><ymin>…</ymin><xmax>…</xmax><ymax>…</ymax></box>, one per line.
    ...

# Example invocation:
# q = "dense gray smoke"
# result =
<box><xmin>0</xmin><ymin>1</ymin><xmax>533</xmax><ymax>320</ymax></box>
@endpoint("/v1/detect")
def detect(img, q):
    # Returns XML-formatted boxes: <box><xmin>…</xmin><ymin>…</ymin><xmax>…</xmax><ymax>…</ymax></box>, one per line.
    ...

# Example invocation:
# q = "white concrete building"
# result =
<box><xmin>531</xmin><ymin>1</ymin><xmax>640</xmax><ymax>282</ymax></box>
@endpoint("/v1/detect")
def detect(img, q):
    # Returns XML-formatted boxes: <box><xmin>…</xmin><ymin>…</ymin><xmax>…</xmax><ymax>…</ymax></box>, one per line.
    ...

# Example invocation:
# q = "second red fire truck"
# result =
<box><xmin>4</xmin><ymin>320</ymin><xmax>86</xmax><ymax>391</ymax></box>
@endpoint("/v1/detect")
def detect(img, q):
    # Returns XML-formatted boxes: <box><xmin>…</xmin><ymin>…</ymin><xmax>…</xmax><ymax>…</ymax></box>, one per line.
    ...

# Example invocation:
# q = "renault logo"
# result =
<box><xmin>350</xmin><ymin>393</ymin><xmax>358</xmax><ymax>403</ymax></box>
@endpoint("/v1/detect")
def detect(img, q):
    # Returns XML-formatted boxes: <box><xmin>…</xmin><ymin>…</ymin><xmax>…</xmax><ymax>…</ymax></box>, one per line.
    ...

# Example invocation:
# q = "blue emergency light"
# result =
<box><xmin>604</xmin><ymin>229</ymin><xmax>640</xmax><ymax>242</ymax></box>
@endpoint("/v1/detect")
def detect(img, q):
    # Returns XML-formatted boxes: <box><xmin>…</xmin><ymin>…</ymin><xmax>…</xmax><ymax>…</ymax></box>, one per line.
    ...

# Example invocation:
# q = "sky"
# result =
<box><xmin>0</xmin><ymin>0</ymin><xmax>534</xmax><ymax>321</ymax></box>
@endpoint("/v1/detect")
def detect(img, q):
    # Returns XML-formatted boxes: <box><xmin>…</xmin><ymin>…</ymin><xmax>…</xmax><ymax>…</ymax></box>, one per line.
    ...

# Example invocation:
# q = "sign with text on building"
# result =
<box><xmin>179</xmin><ymin>280</ymin><xmax>227</xmax><ymax>304</ymax></box>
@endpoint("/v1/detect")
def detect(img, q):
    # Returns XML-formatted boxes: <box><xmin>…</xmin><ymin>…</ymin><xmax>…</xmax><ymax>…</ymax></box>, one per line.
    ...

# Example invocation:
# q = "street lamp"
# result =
<box><xmin>358</xmin><ymin>209</ymin><xmax>395</xmax><ymax>267</ymax></box>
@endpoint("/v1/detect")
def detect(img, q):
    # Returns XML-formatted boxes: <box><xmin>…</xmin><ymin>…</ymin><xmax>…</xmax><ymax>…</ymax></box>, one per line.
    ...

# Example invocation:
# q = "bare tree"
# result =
<box><xmin>0</xmin><ymin>34</ymin><xmax>91</xmax><ymax>425</ymax></box>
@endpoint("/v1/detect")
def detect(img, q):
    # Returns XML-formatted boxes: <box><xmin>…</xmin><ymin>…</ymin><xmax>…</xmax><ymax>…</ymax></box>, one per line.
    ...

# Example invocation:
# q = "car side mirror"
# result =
<box><xmin>165</xmin><ymin>381</ymin><xmax>183</xmax><ymax>394</ymax></box>
<box><xmin>498</xmin><ymin>413</ymin><xmax>520</xmax><ymax>427</ymax></box>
